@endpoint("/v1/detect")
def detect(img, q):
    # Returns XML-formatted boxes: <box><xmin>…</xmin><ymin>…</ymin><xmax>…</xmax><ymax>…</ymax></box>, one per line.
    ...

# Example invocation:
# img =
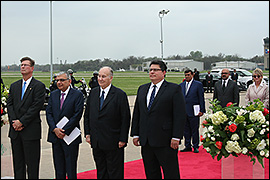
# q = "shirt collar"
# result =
<box><xmin>61</xmin><ymin>86</ymin><xmax>70</xmax><ymax>95</ymax></box>
<box><xmin>151</xmin><ymin>79</ymin><xmax>164</xmax><ymax>90</ymax></box>
<box><xmin>23</xmin><ymin>76</ymin><xmax>32</xmax><ymax>85</ymax></box>
<box><xmin>100</xmin><ymin>84</ymin><xmax>111</xmax><ymax>95</ymax></box>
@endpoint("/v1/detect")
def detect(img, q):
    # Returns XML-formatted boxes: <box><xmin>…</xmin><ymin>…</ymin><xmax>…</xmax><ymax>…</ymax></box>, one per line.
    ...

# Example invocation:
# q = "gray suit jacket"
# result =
<box><xmin>213</xmin><ymin>79</ymin><xmax>239</xmax><ymax>107</ymax></box>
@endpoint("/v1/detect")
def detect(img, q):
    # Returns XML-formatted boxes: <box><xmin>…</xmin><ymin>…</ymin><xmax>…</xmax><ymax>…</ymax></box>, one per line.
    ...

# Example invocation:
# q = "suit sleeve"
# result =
<box><xmin>172</xmin><ymin>85</ymin><xmax>186</xmax><ymax>139</ymax></box>
<box><xmin>130</xmin><ymin>86</ymin><xmax>141</xmax><ymax>137</ymax></box>
<box><xmin>46</xmin><ymin>92</ymin><xmax>57</xmax><ymax>133</ymax></box>
<box><xmin>198</xmin><ymin>82</ymin><xmax>206</xmax><ymax>113</ymax></box>
<box><xmin>84</xmin><ymin>92</ymin><xmax>91</xmax><ymax>137</ymax></box>
<box><xmin>119</xmin><ymin>91</ymin><xmax>131</xmax><ymax>143</ymax></box>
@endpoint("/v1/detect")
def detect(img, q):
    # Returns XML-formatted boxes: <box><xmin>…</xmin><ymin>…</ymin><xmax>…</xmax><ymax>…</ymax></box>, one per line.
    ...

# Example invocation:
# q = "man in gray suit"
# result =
<box><xmin>213</xmin><ymin>68</ymin><xmax>239</xmax><ymax>107</ymax></box>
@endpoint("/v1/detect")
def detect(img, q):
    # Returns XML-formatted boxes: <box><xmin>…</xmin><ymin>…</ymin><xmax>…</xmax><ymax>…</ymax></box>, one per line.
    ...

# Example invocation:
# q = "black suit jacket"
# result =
<box><xmin>84</xmin><ymin>85</ymin><xmax>131</xmax><ymax>150</ymax></box>
<box><xmin>131</xmin><ymin>80</ymin><xmax>186</xmax><ymax>147</ymax></box>
<box><xmin>213</xmin><ymin>79</ymin><xmax>239</xmax><ymax>107</ymax></box>
<box><xmin>205</xmin><ymin>74</ymin><xmax>213</xmax><ymax>84</ymax></box>
<box><xmin>7</xmin><ymin>77</ymin><xmax>45</xmax><ymax>140</ymax></box>
<box><xmin>46</xmin><ymin>88</ymin><xmax>84</xmax><ymax>144</ymax></box>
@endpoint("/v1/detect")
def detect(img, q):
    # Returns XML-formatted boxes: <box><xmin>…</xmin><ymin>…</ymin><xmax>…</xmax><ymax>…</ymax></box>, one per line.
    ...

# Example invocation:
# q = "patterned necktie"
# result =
<box><xmin>185</xmin><ymin>82</ymin><xmax>189</xmax><ymax>95</ymax></box>
<box><xmin>222</xmin><ymin>80</ymin><xmax>226</xmax><ymax>91</ymax></box>
<box><xmin>148</xmin><ymin>85</ymin><xmax>156</xmax><ymax>111</ymax></box>
<box><xmin>60</xmin><ymin>93</ymin><xmax>65</xmax><ymax>110</ymax></box>
<box><xmin>21</xmin><ymin>81</ymin><xmax>27</xmax><ymax>100</ymax></box>
<box><xmin>100</xmin><ymin>91</ymin><xmax>105</xmax><ymax>110</ymax></box>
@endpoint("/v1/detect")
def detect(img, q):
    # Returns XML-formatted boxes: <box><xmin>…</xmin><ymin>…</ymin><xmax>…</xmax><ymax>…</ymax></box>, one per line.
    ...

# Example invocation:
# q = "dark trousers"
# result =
<box><xmin>93</xmin><ymin>146</ymin><xmax>124</xmax><ymax>179</ymax></box>
<box><xmin>141</xmin><ymin>143</ymin><xmax>180</xmax><ymax>179</ymax></box>
<box><xmin>183</xmin><ymin>116</ymin><xmax>200</xmax><ymax>149</ymax></box>
<box><xmin>206</xmin><ymin>82</ymin><xmax>212</xmax><ymax>92</ymax></box>
<box><xmin>11</xmin><ymin>135</ymin><xmax>40</xmax><ymax>179</ymax></box>
<box><xmin>52</xmin><ymin>139</ymin><xmax>79</xmax><ymax>179</ymax></box>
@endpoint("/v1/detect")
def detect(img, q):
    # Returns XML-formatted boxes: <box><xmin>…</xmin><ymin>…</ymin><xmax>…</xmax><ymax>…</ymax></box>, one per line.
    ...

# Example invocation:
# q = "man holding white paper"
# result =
<box><xmin>179</xmin><ymin>69</ymin><xmax>205</xmax><ymax>153</ymax></box>
<box><xmin>46</xmin><ymin>71</ymin><xmax>84</xmax><ymax>179</ymax></box>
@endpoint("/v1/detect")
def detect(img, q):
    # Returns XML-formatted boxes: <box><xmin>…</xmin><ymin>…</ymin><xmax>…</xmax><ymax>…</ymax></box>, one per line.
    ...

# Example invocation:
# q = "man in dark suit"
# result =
<box><xmin>131</xmin><ymin>60</ymin><xmax>186</xmax><ymax>179</ymax></box>
<box><xmin>213</xmin><ymin>68</ymin><xmax>239</xmax><ymax>107</ymax></box>
<box><xmin>84</xmin><ymin>66</ymin><xmax>131</xmax><ymax>179</ymax></box>
<box><xmin>231</xmin><ymin>69</ymin><xmax>238</xmax><ymax>82</ymax></box>
<box><xmin>180</xmin><ymin>69</ymin><xmax>205</xmax><ymax>153</ymax></box>
<box><xmin>205</xmin><ymin>71</ymin><xmax>213</xmax><ymax>93</ymax></box>
<box><xmin>46</xmin><ymin>71</ymin><xmax>84</xmax><ymax>179</ymax></box>
<box><xmin>7</xmin><ymin>56</ymin><xmax>46</xmax><ymax>179</ymax></box>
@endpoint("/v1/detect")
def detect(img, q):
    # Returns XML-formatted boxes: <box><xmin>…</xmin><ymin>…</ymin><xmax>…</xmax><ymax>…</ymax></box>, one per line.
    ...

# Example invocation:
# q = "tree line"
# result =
<box><xmin>1</xmin><ymin>51</ymin><xmax>264</xmax><ymax>72</ymax></box>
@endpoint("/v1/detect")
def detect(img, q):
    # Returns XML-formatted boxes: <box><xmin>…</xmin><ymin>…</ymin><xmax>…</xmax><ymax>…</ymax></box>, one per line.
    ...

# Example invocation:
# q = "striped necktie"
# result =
<box><xmin>148</xmin><ymin>85</ymin><xmax>156</xmax><ymax>111</ymax></box>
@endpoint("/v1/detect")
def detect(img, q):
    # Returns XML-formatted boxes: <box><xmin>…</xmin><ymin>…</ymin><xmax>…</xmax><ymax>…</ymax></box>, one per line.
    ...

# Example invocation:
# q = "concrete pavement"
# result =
<box><xmin>1</xmin><ymin>92</ymin><xmax>247</xmax><ymax>179</ymax></box>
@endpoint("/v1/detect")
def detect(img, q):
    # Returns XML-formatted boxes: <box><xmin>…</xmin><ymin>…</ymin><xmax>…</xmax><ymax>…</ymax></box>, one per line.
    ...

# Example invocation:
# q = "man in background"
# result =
<box><xmin>205</xmin><ymin>71</ymin><xmax>213</xmax><ymax>93</ymax></box>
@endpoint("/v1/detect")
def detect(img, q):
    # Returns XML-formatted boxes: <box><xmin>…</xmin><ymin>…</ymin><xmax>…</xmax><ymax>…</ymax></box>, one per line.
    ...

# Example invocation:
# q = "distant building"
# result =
<box><xmin>211</xmin><ymin>61</ymin><xmax>256</xmax><ymax>70</ymax></box>
<box><xmin>263</xmin><ymin>37</ymin><xmax>269</xmax><ymax>70</ymax></box>
<box><xmin>142</xmin><ymin>59</ymin><xmax>204</xmax><ymax>72</ymax></box>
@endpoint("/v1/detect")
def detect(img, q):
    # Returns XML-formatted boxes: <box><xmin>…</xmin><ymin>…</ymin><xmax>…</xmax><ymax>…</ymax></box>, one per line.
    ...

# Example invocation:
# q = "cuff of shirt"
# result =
<box><xmin>133</xmin><ymin>136</ymin><xmax>139</xmax><ymax>139</ymax></box>
<box><xmin>172</xmin><ymin>138</ymin><xmax>180</xmax><ymax>141</ymax></box>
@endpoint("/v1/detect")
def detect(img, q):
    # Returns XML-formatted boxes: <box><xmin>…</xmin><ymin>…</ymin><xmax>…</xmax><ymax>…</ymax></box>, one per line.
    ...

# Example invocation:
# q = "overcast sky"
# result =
<box><xmin>1</xmin><ymin>1</ymin><xmax>269</xmax><ymax>66</ymax></box>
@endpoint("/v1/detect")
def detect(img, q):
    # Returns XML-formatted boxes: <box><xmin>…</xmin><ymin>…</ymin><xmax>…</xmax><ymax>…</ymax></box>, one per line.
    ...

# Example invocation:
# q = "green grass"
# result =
<box><xmin>1</xmin><ymin>71</ymin><xmax>185</xmax><ymax>96</ymax></box>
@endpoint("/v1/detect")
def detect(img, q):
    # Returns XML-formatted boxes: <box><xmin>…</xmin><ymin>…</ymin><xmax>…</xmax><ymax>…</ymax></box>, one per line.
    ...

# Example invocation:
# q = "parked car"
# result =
<box><xmin>211</xmin><ymin>68</ymin><xmax>269</xmax><ymax>91</ymax></box>
<box><xmin>199</xmin><ymin>73</ymin><xmax>221</xmax><ymax>91</ymax></box>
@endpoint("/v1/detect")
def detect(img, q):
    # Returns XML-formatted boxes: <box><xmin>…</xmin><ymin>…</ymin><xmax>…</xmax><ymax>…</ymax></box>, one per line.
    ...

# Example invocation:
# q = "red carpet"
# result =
<box><xmin>77</xmin><ymin>146</ymin><xmax>269</xmax><ymax>179</ymax></box>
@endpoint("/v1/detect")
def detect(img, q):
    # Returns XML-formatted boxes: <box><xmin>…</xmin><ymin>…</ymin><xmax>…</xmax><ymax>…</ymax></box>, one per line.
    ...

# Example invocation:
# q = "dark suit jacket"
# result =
<box><xmin>231</xmin><ymin>72</ymin><xmax>238</xmax><ymax>81</ymax></box>
<box><xmin>46</xmin><ymin>88</ymin><xmax>84</xmax><ymax>145</ymax></box>
<box><xmin>84</xmin><ymin>85</ymin><xmax>131</xmax><ymax>150</ymax></box>
<box><xmin>205</xmin><ymin>74</ymin><xmax>213</xmax><ymax>84</ymax></box>
<box><xmin>180</xmin><ymin>80</ymin><xmax>205</xmax><ymax>117</ymax></box>
<box><xmin>213</xmin><ymin>79</ymin><xmax>239</xmax><ymax>107</ymax></box>
<box><xmin>131</xmin><ymin>80</ymin><xmax>186</xmax><ymax>147</ymax></box>
<box><xmin>7</xmin><ymin>77</ymin><xmax>45</xmax><ymax>140</ymax></box>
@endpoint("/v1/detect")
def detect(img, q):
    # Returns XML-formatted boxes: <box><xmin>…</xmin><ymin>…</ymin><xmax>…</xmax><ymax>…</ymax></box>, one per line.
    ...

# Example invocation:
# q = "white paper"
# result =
<box><xmin>63</xmin><ymin>127</ymin><xmax>81</xmax><ymax>145</ymax></box>
<box><xmin>193</xmin><ymin>105</ymin><xmax>200</xmax><ymax>116</ymax></box>
<box><xmin>56</xmin><ymin>116</ymin><xmax>69</xmax><ymax>129</ymax></box>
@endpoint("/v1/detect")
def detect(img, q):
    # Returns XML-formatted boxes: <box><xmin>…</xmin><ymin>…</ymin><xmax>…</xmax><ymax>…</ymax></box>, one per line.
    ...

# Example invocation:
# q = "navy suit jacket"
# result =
<box><xmin>46</xmin><ymin>87</ymin><xmax>84</xmax><ymax>145</ymax></box>
<box><xmin>180</xmin><ymin>80</ymin><xmax>206</xmax><ymax>117</ymax></box>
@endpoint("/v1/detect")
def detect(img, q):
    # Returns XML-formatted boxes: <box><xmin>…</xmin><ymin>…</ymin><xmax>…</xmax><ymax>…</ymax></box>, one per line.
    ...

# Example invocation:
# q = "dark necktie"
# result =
<box><xmin>185</xmin><ymin>82</ymin><xmax>189</xmax><ymax>95</ymax></box>
<box><xmin>21</xmin><ymin>81</ymin><xmax>26</xmax><ymax>100</ymax></box>
<box><xmin>148</xmin><ymin>85</ymin><xmax>156</xmax><ymax>111</ymax></box>
<box><xmin>222</xmin><ymin>80</ymin><xmax>226</xmax><ymax>91</ymax></box>
<box><xmin>60</xmin><ymin>93</ymin><xmax>65</xmax><ymax>110</ymax></box>
<box><xmin>100</xmin><ymin>91</ymin><xmax>105</xmax><ymax>110</ymax></box>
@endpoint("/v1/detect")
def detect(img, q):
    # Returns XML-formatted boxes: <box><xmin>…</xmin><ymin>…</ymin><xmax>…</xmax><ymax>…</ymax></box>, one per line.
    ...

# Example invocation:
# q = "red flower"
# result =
<box><xmin>216</xmin><ymin>141</ymin><xmax>223</xmax><ymax>149</ymax></box>
<box><xmin>263</xmin><ymin>108</ymin><xmax>269</xmax><ymax>116</ymax></box>
<box><xmin>1</xmin><ymin>108</ymin><xmax>3</xmax><ymax>115</ymax></box>
<box><xmin>202</xmin><ymin>120</ymin><xmax>208</xmax><ymax>128</ymax></box>
<box><xmin>228</xmin><ymin>123</ymin><xmax>237</xmax><ymax>133</ymax></box>
<box><xmin>226</xmin><ymin>102</ymin><xmax>233</xmax><ymax>107</ymax></box>
<box><xmin>267</xmin><ymin>133</ymin><xmax>269</xmax><ymax>139</ymax></box>
<box><xmin>200</xmin><ymin>135</ymin><xmax>205</xmax><ymax>142</ymax></box>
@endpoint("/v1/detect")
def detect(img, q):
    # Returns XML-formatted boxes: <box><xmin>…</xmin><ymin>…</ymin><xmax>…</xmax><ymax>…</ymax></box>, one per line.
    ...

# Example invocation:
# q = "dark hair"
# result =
<box><xmin>149</xmin><ymin>60</ymin><xmax>167</xmax><ymax>72</ymax></box>
<box><xmin>20</xmin><ymin>56</ymin><xmax>35</xmax><ymax>66</ymax></box>
<box><xmin>184</xmin><ymin>69</ymin><xmax>193</xmax><ymax>74</ymax></box>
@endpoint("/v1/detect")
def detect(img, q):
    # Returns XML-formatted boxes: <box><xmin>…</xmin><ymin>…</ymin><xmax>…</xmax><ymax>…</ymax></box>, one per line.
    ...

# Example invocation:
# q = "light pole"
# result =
<box><xmin>50</xmin><ymin>1</ymin><xmax>53</xmax><ymax>82</ymax></box>
<box><xmin>158</xmin><ymin>9</ymin><xmax>169</xmax><ymax>61</ymax></box>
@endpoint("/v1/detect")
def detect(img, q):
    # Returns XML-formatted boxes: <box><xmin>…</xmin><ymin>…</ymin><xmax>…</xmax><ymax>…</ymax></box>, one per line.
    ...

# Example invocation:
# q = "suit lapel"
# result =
<box><xmin>60</xmin><ymin>88</ymin><xmax>74</xmax><ymax>111</ymax></box>
<box><xmin>149</xmin><ymin>80</ymin><xmax>167</xmax><ymax>111</ymax></box>
<box><xmin>144</xmin><ymin>83</ymin><xmax>151</xmax><ymax>111</ymax></box>
<box><xmin>100</xmin><ymin>85</ymin><xmax>116</xmax><ymax>110</ymax></box>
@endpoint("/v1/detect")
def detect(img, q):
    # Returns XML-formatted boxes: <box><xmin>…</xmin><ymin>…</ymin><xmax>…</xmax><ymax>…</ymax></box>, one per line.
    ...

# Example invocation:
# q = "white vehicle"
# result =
<box><xmin>211</xmin><ymin>68</ymin><xmax>269</xmax><ymax>91</ymax></box>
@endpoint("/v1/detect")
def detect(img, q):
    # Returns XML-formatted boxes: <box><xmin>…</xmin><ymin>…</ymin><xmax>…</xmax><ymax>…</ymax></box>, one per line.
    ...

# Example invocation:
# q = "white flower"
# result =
<box><xmin>260</xmin><ymin>129</ymin><xmax>265</xmax><ymax>135</ymax></box>
<box><xmin>211</xmin><ymin>137</ymin><xmax>215</xmax><ymax>141</ymax></box>
<box><xmin>247</xmin><ymin>128</ymin><xmax>255</xmax><ymax>138</ymax></box>
<box><xmin>210</xmin><ymin>111</ymin><xmax>228</xmax><ymax>125</ymax></box>
<box><xmin>265</xmin><ymin>151</ymin><xmax>269</xmax><ymax>158</ymax></box>
<box><xmin>236</xmin><ymin>109</ymin><xmax>247</xmax><ymax>116</ymax></box>
<box><xmin>256</xmin><ymin>139</ymin><xmax>266</xmax><ymax>151</ymax></box>
<box><xmin>260</xmin><ymin>150</ymin><xmax>265</xmax><ymax>156</ymax></box>
<box><xmin>207</xmin><ymin>133</ymin><xmax>211</xmax><ymax>138</ymax></box>
<box><xmin>231</xmin><ymin>134</ymin><xmax>240</xmax><ymax>141</ymax></box>
<box><xmin>208</xmin><ymin>126</ymin><xmax>214</xmax><ymax>133</ymax></box>
<box><xmin>266</xmin><ymin>139</ymin><xmax>269</xmax><ymax>146</ymax></box>
<box><xmin>249</xmin><ymin>110</ymin><xmax>266</xmax><ymax>123</ymax></box>
<box><xmin>266</xmin><ymin>121</ymin><xmax>269</xmax><ymax>125</ymax></box>
<box><xmin>205</xmin><ymin>147</ymin><xmax>210</xmax><ymax>152</ymax></box>
<box><xmin>225</xmin><ymin>141</ymin><xmax>242</xmax><ymax>154</ymax></box>
<box><xmin>247</xmin><ymin>138</ymin><xmax>251</xmax><ymax>142</ymax></box>
<box><xmin>242</xmin><ymin>147</ymin><xmax>248</xmax><ymax>154</ymax></box>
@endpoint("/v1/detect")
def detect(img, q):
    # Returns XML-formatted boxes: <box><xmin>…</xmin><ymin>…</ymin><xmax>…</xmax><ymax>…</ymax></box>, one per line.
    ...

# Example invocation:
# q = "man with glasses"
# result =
<box><xmin>213</xmin><ymin>68</ymin><xmax>239</xmax><ymax>107</ymax></box>
<box><xmin>84</xmin><ymin>66</ymin><xmax>131</xmax><ymax>179</ymax></box>
<box><xmin>7</xmin><ymin>56</ymin><xmax>46</xmax><ymax>179</ymax></box>
<box><xmin>131</xmin><ymin>60</ymin><xmax>186</xmax><ymax>179</ymax></box>
<box><xmin>46</xmin><ymin>71</ymin><xmax>84</xmax><ymax>179</ymax></box>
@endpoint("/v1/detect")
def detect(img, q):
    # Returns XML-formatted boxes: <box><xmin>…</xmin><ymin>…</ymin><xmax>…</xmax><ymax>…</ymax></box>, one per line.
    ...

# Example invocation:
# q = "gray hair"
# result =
<box><xmin>99</xmin><ymin>66</ymin><xmax>113</xmax><ymax>77</ymax></box>
<box><xmin>56</xmin><ymin>71</ymin><xmax>71</xmax><ymax>79</ymax></box>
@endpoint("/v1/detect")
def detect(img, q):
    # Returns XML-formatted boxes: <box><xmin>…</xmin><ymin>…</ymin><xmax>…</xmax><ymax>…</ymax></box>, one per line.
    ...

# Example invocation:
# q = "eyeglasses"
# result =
<box><xmin>56</xmin><ymin>79</ymin><xmax>69</xmax><ymax>82</ymax></box>
<box><xmin>253</xmin><ymin>75</ymin><xmax>261</xmax><ymax>78</ymax></box>
<box><xmin>149</xmin><ymin>68</ymin><xmax>162</xmax><ymax>72</ymax></box>
<box><xmin>221</xmin><ymin>72</ymin><xmax>229</xmax><ymax>74</ymax></box>
<box><xmin>20</xmin><ymin>64</ymin><xmax>31</xmax><ymax>67</ymax></box>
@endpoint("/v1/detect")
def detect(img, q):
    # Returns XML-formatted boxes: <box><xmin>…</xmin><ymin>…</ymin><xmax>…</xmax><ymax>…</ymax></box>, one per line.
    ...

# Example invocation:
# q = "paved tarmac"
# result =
<box><xmin>1</xmin><ymin>92</ymin><xmax>247</xmax><ymax>179</ymax></box>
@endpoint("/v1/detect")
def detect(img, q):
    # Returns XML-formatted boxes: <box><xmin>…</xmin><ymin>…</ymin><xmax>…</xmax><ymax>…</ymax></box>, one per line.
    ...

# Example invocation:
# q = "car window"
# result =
<box><xmin>237</xmin><ymin>70</ymin><xmax>252</xmax><ymax>76</ymax></box>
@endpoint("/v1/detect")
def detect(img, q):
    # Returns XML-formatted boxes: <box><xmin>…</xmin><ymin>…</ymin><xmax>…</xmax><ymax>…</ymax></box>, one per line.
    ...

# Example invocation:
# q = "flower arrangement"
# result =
<box><xmin>1</xmin><ymin>84</ymin><xmax>9</xmax><ymax>127</ymax></box>
<box><xmin>201</xmin><ymin>98</ymin><xmax>269</xmax><ymax>168</ymax></box>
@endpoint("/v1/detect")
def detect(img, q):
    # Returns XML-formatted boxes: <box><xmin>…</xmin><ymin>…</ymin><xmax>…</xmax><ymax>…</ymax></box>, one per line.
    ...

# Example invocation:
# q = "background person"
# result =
<box><xmin>46</xmin><ymin>71</ymin><xmax>84</xmax><ymax>179</ymax></box>
<box><xmin>245</xmin><ymin>68</ymin><xmax>269</xmax><ymax>109</ymax></box>
<box><xmin>84</xmin><ymin>66</ymin><xmax>131</xmax><ymax>179</ymax></box>
<box><xmin>88</xmin><ymin>71</ymin><xmax>99</xmax><ymax>89</ymax></box>
<box><xmin>131</xmin><ymin>60</ymin><xmax>186</xmax><ymax>179</ymax></box>
<box><xmin>67</xmin><ymin>69</ymin><xmax>82</xmax><ymax>88</ymax></box>
<box><xmin>180</xmin><ymin>69</ymin><xmax>205</xmax><ymax>153</ymax></box>
<box><xmin>231</xmin><ymin>69</ymin><xmax>238</xmax><ymax>82</ymax></box>
<box><xmin>193</xmin><ymin>68</ymin><xmax>200</xmax><ymax>81</ymax></box>
<box><xmin>205</xmin><ymin>71</ymin><xmax>213</xmax><ymax>93</ymax></box>
<box><xmin>7</xmin><ymin>56</ymin><xmax>46</xmax><ymax>179</ymax></box>
<box><xmin>213</xmin><ymin>68</ymin><xmax>239</xmax><ymax>107</ymax></box>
